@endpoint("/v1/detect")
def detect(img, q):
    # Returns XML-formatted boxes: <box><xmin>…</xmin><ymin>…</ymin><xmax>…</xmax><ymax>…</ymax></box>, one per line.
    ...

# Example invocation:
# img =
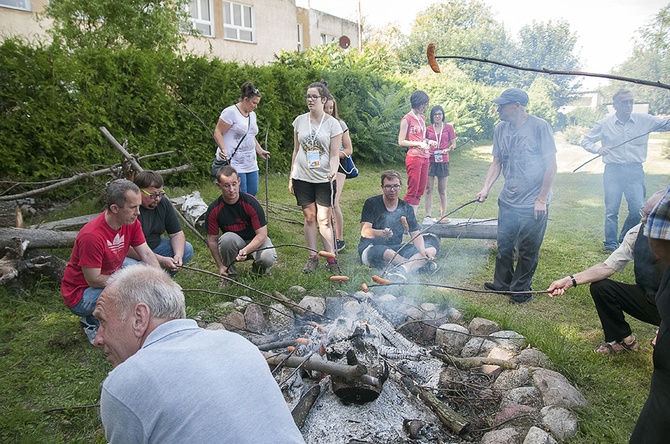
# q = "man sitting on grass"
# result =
<box><xmin>358</xmin><ymin>169</ymin><xmax>440</xmax><ymax>281</ymax></box>
<box><xmin>547</xmin><ymin>191</ymin><xmax>665</xmax><ymax>355</ymax></box>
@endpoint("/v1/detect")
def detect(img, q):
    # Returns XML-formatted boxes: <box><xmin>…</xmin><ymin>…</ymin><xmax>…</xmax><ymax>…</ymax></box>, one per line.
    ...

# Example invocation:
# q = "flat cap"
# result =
<box><xmin>492</xmin><ymin>88</ymin><xmax>529</xmax><ymax>106</ymax></box>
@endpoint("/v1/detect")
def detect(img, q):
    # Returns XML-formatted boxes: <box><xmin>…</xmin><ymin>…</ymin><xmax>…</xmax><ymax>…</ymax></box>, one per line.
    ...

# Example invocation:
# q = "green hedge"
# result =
<box><xmin>1</xmin><ymin>39</ymin><xmax>503</xmax><ymax>197</ymax></box>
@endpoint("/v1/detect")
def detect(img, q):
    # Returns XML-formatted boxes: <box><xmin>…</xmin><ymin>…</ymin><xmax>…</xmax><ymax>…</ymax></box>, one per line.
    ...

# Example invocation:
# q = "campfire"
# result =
<box><xmin>197</xmin><ymin>285</ymin><xmax>587</xmax><ymax>443</ymax></box>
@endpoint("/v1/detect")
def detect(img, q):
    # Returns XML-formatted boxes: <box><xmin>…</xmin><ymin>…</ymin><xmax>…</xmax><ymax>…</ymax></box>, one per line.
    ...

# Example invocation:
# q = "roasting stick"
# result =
<box><xmin>364</xmin><ymin>280</ymin><xmax>548</xmax><ymax>296</ymax></box>
<box><xmin>221</xmin><ymin>244</ymin><xmax>336</xmax><ymax>270</ymax></box>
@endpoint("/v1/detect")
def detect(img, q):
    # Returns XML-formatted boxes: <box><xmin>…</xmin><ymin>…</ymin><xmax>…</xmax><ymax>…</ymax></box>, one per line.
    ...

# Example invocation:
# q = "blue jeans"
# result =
<box><xmin>69</xmin><ymin>286</ymin><xmax>103</xmax><ymax>328</ymax></box>
<box><xmin>492</xmin><ymin>200</ymin><xmax>548</xmax><ymax>292</ymax></box>
<box><xmin>603</xmin><ymin>163</ymin><xmax>645</xmax><ymax>249</ymax></box>
<box><xmin>238</xmin><ymin>170</ymin><xmax>259</xmax><ymax>196</ymax></box>
<box><xmin>123</xmin><ymin>238</ymin><xmax>194</xmax><ymax>276</ymax></box>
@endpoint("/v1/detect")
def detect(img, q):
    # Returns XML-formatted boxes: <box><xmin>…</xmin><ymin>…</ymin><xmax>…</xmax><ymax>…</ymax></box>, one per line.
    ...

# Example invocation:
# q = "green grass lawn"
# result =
<box><xmin>0</xmin><ymin>134</ymin><xmax>668</xmax><ymax>443</ymax></box>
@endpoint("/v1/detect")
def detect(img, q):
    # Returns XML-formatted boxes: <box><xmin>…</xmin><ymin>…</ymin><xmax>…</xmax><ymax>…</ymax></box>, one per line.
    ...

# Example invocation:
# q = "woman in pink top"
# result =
<box><xmin>398</xmin><ymin>90</ymin><xmax>431</xmax><ymax>214</ymax></box>
<box><xmin>424</xmin><ymin>105</ymin><xmax>456</xmax><ymax>223</ymax></box>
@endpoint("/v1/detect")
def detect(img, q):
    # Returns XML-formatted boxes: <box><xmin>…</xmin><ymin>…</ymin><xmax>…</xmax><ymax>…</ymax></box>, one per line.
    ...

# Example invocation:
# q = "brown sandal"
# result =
<box><xmin>594</xmin><ymin>337</ymin><xmax>639</xmax><ymax>355</ymax></box>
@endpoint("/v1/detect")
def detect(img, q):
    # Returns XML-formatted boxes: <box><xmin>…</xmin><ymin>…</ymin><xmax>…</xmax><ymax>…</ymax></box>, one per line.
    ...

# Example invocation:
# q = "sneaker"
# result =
<box><xmin>386</xmin><ymin>271</ymin><xmax>407</xmax><ymax>283</ymax></box>
<box><xmin>251</xmin><ymin>262</ymin><xmax>269</xmax><ymax>276</ymax></box>
<box><xmin>302</xmin><ymin>256</ymin><xmax>319</xmax><ymax>273</ymax></box>
<box><xmin>325</xmin><ymin>259</ymin><xmax>340</xmax><ymax>274</ymax></box>
<box><xmin>423</xmin><ymin>216</ymin><xmax>437</xmax><ymax>224</ymax></box>
<box><xmin>335</xmin><ymin>239</ymin><xmax>345</xmax><ymax>252</ymax></box>
<box><xmin>602</xmin><ymin>246</ymin><xmax>617</xmax><ymax>253</ymax></box>
<box><xmin>484</xmin><ymin>282</ymin><xmax>498</xmax><ymax>291</ymax></box>
<box><xmin>83</xmin><ymin>325</ymin><xmax>97</xmax><ymax>344</ymax></box>
<box><xmin>418</xmin><ymin>261</ymin><xmax>438</xmax><ymax>274</ymax></box>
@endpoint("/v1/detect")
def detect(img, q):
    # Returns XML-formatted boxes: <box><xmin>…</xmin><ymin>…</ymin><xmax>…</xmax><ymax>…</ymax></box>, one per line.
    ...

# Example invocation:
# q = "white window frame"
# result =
<box><xmin>0</xmin><ymin>0</ymin><xmax>31</xmax><ymax>11</ymax></box>
<box><xmin>320</xmin><ymin>33</ymin><xmax>336</xmax><ymax>45</ymax></box>
<box><xmin>188</xmin><ymin>0</ymin><xmax>214</xmax><ymax>37</ymax></box>
<box><xmin>223</xmin><ymin>1</ymin><xmax>255</xmax><ymax>43</ymax></box>
<box><xmin>297</xmin><ymin>23</ymin><xmax>303</xmax><ymax>52</ymax></box>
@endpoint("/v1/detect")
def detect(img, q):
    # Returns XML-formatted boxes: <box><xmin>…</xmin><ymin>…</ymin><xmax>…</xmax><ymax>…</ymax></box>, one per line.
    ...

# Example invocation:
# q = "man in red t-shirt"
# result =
<box><xmin>61</xmin><ymin>179</ymin><xmax>160</xmax><ymax>343</ymax></box>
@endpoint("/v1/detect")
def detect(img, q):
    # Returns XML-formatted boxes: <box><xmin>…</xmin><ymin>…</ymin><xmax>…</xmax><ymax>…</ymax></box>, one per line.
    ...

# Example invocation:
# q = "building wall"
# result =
<box><xmin>0</xmin><ymin>0</ymin><xmax>359</xmax><ymax>64</ymax></box>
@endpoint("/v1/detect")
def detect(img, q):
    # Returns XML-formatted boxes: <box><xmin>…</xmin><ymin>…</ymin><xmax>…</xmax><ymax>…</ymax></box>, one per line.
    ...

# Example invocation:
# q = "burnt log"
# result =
<box><xmin>401</xmin><ymin>376</ymin><xmax>470</xmax><ymax>435</ymax></box>
<box><xmin>261</xmin><ymin>351</ymin><xmax>374</xmax><ymax>384</ymax></box>
<box><xmin>291</xmin><ymin>385</ymin><xmax>321</xmax><ymax>429</ymax></box>
<box><xmin>0</xmin><ymin>228</ymin><xmax>78</xmax><ymax>250</ymax></box>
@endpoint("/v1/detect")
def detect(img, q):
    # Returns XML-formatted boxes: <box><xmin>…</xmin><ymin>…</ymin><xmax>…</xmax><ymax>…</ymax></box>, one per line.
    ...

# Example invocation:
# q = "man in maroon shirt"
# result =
<box><xmin>205</xmin><ymin>166</ymin><xmax>276</xmax><ymax>278</ymax></box>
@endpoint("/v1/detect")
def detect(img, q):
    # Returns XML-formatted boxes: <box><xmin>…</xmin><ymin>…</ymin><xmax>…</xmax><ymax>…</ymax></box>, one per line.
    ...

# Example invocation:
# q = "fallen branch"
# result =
<box><xmin>291</xmin><ymin>385</ymin><xmax>321</xmax><ymax>429</ymax></box>
<box><xmin>262</xmin><ymin>351</ymin><xmax>377</xmax><ymax>385</ymax></box>
<box><xmin>43</xmin><ymin>403</ymin><xmax>100</xmax><ymax>414</ymax></box>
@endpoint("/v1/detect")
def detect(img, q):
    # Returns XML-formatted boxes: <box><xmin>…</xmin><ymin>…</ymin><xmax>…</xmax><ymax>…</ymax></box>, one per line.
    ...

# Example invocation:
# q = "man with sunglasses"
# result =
<box><xmin>582</xmin><ymin>89</ymin><xmax>670</xmax><ymax>252</ymax></box>
<box><xmin>124</xmin><ymin>171</ymin><xmax>193</xmax><ymax>275</ymax></box>
<box><xmin>358</xmin><ymin>170</ymin><xmax>440</xmax><ymax>281</ymax></box>
<box><xmin>61</xmin><ymin>179</ymin><xmax>160</xmax><ymax>344</ymax></box>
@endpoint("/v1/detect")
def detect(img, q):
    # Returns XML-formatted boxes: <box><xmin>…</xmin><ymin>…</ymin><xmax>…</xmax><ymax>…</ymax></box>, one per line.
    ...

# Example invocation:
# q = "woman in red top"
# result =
<box><xmin>398</xmin><ymin>90</ymin><xmax>431</xmax><ymax>215</ymax></box>
<box><xmin>424</xmin><ymin>105</ymin><xmax>456</xmax><ymax>223</ymax></box>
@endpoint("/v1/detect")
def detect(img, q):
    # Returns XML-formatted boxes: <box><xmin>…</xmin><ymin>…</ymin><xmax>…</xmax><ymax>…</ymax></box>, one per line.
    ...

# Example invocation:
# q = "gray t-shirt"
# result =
<box><xmin>291</xmin><ymin>112</ymin><xmax>343</xmax><ymax>183</ymax></box>
<box><xmin>492</xmin><ymin>114</ymin><xmax>556</xmax><ymax>208</ymax></box>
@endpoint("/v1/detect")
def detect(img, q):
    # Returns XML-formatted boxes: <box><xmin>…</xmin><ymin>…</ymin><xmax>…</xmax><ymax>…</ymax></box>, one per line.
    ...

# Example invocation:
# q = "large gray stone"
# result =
<box><xmin>523</xmin><ymin>426</ymin><xmax>558</xmax><ymax>444</ymax></box>
<box><xmin>286</xmin><ymin>285</ymin><xmax>307</xmax><ymax>297</ymax></box>
<box><xmin>298</xmin><ymin>296</ymin><xmax>326</xmax><ymax>315</ymax></box>
<box><xmin>483</xmin><ymin>346</ymin><xmax>514</xmax><ymax>375</ymax></box>
<box><xmin>490</xmin><ymin>330</ymin><xmax>526</xmax><ymax>351</ymax></box>
<box><xmin>469</xmin><ymin>317</ymin><xmax>500</xmax><ymax>336</ymax></box>
<box><xmin>219</xmin><ymin>311</ymin><xmax>245</xmax><ymax>331</ymax></box>
<box><xmin>493</xmin><ymin>367</ymin><xmax>532</xmax><ymax>391</ymax></box>
<box><xmin>205</xmin><ymin>322</ymin><xmax>226</xmax><ymax>330</ymax></box>
<box><xmin>516</xmin><ymin>348</ymin><xmax>552</xmax><ymax>368</ymax></box>
<box><xmin>533</xmin><ymin>368</ymin><xmax>587</xmax><ymax>409</ymax></box>
<box><xmin>244</xmin><ymin>304</ymin><xmax>267</xmax><ymax>333</ymax></box>
<box><xmin>540</xmin><ymin>406</ymin><xmax>579</xmax><ymax>441</ymax></box>
<box><xmin>500</xmin><ymin>386</ymin><xmax>542</xmax><ymax>409</ymax></box>
<box><xmin>461</xmin><ymin>337</ymin><xmax>496</xmax><ymax>357</ymax></box>
<box><xmin>267</xmin><ymin>303</ymin><xmax>294</xmax><ymax>332</ymax></box>
<box><xmin>480</xmin><ymin>428</ymin><xmax>521</xmax><ymax>444</ymax></box>
<box><xmin>435</xmin><ymin>323</ymin><xmax>470</xmax><ymax>354</ymax></box>
<box><xmin>495</xmin><ymin>403</ymin><xmax>537</xmax><ymax>425</ymax></box>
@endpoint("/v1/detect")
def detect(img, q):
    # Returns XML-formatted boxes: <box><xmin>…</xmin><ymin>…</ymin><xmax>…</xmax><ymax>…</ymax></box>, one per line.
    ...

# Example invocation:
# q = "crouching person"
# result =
<box><xmin>94</xmin><ymin>264</ymin><xmax>305</xmax><ymax>443</ymax></box>
<box><xmin>358</xmin><ymin>170</ymin><xmax>440</xmax><ymax>281</ymax></box>
<box><xmin>206</xmin><ymin>165</ymin><xmax>276</xmax><ymax>277</ymax></box>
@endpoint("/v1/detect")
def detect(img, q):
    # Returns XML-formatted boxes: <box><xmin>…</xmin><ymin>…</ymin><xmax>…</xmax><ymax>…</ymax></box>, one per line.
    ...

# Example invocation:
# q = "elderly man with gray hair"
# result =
<box><xmin>93</xmin><ymin>265</ymin><xmax>305</xmax><ymax>443</ymax></box>
<box><xmin>61</xmin><ymin>179</ymin><xmax>160</xmax><ymax>344</ymax></box>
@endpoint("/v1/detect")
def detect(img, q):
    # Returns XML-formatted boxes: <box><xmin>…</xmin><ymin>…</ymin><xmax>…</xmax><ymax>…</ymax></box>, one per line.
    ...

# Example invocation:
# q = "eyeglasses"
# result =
<box><xmin>383</xmin><ymin>184</ymin><xmax>401</xmax><ymax>190</ymax></box>
<box><xmin>305</xmin><ymin>95</ymin><xmax>321</xmax><ymax>101</ymax></box>
<box><xmin>141</xmin><ymin>189</ymin><xmax>165</xmax><ymax>200</ymax></box>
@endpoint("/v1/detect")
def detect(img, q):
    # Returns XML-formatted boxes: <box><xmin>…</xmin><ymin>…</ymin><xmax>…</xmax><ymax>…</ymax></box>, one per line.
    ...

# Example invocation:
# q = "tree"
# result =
<box><xmin>510</xmin><ymin>20</ymin><xmax>581</xmax><ymax>106</ymax></box>
<box><xmin>611</xmin><ymin>4</ymin><xmax>670</xmax><ymax>114</ymax></box>
<box><xmin>43</xmin><ymin>0</ymin><xmax>194</xmax><ymax>52</ymax></box>
<box><xmin>398</xmin><ymin>0</ymin><xmax>513</xmax><ymax>81</ymax></box>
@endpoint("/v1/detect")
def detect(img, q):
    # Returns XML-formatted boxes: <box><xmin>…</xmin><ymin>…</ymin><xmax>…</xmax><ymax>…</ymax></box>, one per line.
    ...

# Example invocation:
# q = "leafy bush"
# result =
<box><xmin>563</xmin><ymin>125</ymin><xmax>590</xmax><ymax>146</ymax></box>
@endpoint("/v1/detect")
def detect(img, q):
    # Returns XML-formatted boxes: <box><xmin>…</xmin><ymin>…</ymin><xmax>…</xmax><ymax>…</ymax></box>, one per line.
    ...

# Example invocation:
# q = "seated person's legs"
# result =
<box><xmin>218</xmin><ymin>232</ymin><xmax>246</xmax><ymax>275</ymax></box>
<box><xmin>253</xmin><ymin>237</ymin><xmax>277</xmax><ymax>272</ymax></box>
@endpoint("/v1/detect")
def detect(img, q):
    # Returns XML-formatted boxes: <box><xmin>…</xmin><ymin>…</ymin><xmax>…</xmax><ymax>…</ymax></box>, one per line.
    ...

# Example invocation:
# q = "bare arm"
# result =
<box><xmin>134</xmin><ymin>243</ymin><xmax>160</xmax><ymax>268</ymax></box>
<box><xmin>213</xmin><ymin>119</ymin><xmax>232</xmax><ymax>158</ymax></box>
<box><xmin>329</xmin><ymin>133</ymin><xmax>343</xmax><ymax>179</ymax></box>
<box><xmin>207</xmin><ymin>233</ymin><xmax>228</xmax><ymax>276</ymax></box>
<box><xmin>397</xmin><ymin>119</ymin><xmax>427</xmax><ymax>149</ymax></box>
<box><xmin>82</xmin><ymin>267</ymin><xmax>109</xmax><ymax>288</ymax></box>
<box><xmin>254</xmin><ymin>137</ymin><xmax>269</xmax><ymax>160</ymax></box>
<box><xmin>476</xmin><ymin>157</ymin><xmax>502</xmax><ymax>202</ymax></box>
<box><xmin>288</xmin><ymin>131</ymin><xmax>300</xmax><ymax>195</ymax></box>
<box><xmin>235</xmin><ymin>226</ymin><xmax>268</xmax><ymax>262</ymax></box>
<box><xmin>340</xmin><ymin>130</ymin><xmax>353</xmax><ymax>157</ymax></box>
<box><xmin>534</xmin><ymin>153</ymin><xmax>557</xmax><ymax>219</ymax></box>
<box><xmin>546</xmin><ymin>263</ymin><xmax>617</xmax><ymax>296</ymax></box>
<box><xmin>410</xmin><ymin>230</ymin><xmax>433</xmax><ymax>260</ymax></box>
<box><xmin>361</xmin><ymin>221</ymin><xmax>393</xmax><ymax>240</ymax></box>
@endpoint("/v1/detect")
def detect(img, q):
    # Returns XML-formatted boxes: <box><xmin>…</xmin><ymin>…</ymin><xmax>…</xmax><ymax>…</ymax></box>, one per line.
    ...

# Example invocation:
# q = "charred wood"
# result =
<box><xmin>291</xmin><ymin>385</ymin><xmax>321</xmax><ymax>429</ymax></box>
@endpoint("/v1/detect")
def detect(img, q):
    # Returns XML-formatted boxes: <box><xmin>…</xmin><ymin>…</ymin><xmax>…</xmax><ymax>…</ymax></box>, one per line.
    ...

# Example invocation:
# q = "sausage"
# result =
<box><xmin>372</xmin><ymin>275</ymin><xmax>391</xmax><ymax>285</ymax></box>
<box><xmin>401</xmin><ymin>216</ymin><xmax>409</xmax><ymax>232</ymax></box>
<box><xmin>330</xmin><ymin>275</ymin><xmax>350</xmax><ymax>282</ymax></box>
<box><xmin>287</xmin><ymin>346</ymin><xmax>296</xmax><ymax>353</ymax></box>
<box><xmin>318</xmin><ymin>250</ymin><xmax>336</xmax><ymax>259</ymax></box>
<box><xmin>294</xmin><ymin>338</ymin><xmax>310</xmax><ymax>345</ymax></box>
<box><xmin>427</xmin><ymin>42</ymin><xmax>441</xmax><ymax>73</ymax></box>
<box><xmin>361</xmin><ymin>282</ymin><xmax>369</xmax><ymax>292</ymax></box>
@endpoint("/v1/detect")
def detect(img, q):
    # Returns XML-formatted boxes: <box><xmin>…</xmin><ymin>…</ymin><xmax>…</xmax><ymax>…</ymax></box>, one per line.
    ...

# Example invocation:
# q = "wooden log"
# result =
<box><xmin>422</xmin><ymin>218</ymin><xmax>497</xmax><ymax>239</ymax></box>
<box><xmin>0</xmin><ymin>227</ymin><xmax>78</xmax><ymax>250</ymax></box>
<box><xmin>29</xmin><ymin>213</ymin><xmax>97</xmax><ymax>230</ymax></box>
<box><xmin>291</xmin><ymin>385</ymin><xmax>321</xmax><ymax>429</ymax></box>
<box><xmin>430</xmin><ymin>350</ymin><xmax>518</xmax><ymax>370</ymax></box>
<box><xmin>262</xmin><ymin>351</ymin><xmax>373</xmax><ymax>382</ymax></box>
<box><xmin>401</xmin><ymin>376</ymin><xmax>470</xmax><ymax>435</ymax></box>
<box><xmin>272</xmin><ymin>290</ymin><xmax>306</xmax><ymax>316</ymax></box>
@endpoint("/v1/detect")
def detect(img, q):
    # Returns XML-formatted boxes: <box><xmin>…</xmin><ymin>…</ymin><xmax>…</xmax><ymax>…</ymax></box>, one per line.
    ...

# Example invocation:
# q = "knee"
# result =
<box><xmin>589</xmin><ymin>279</ymin><xmax>609</xmax><ymax>302</ymax></box>
<box><xmin>183</xmin><ymin>242</ymin><xmax>194</xmax><ymax>263</ymax></box>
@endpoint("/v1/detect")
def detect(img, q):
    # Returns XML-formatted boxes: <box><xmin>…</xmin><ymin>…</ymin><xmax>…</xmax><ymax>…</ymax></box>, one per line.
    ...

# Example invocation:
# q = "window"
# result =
<box><xmin>0</xmin><ymin>0</ymin><xmax>30</xmax><ymax>11</ymax></box>
<box><xmin>320</xmin><ymin>34</ymin><xmax>336</xmax><ymax>45</ymax></box>
<box><xmin>188</xmin><ymin>0</ymin><xmax>214</xmax><ymax>37</ymax></box>
<box><xmin>296</xmin><ymin>24</ymin><xmax>303</xmax><ymax>52</ymax></box>
<box><xmin>223</xmin><ymin>1</ymin><xmax>254</xmax><ymax>43</ymax></box>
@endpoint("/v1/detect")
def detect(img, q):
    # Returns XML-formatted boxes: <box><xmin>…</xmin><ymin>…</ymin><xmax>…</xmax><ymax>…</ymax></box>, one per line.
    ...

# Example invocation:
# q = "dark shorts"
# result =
<box><xmin>361</xmin><ymin>244</ymin><xmax>420</xmax><ymax>268</ymax></box>
<box><xmin>428</xmin><ymin>161</ymin><xmax>450</xmax><ymax>177</ymax></box>
<box><xmin>292</xmin><ymin>179</ymin><xmax>336</xmax><ymax>207</ymax></box>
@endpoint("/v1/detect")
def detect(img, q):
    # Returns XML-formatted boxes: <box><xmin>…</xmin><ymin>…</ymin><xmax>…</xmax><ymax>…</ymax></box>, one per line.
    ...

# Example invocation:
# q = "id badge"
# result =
<box><xmin>307</xmin><ymin>150</ymin><xmax>320</xmax><ymax>168</ymax></box>
<box><xmin>434</xmin><ymin>153</ymin><xmax>443</xmax><ymax>163</ymax></box>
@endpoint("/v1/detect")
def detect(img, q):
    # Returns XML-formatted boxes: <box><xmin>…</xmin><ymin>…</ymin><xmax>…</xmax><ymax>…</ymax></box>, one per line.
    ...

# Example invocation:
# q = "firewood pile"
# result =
<box><xmin>195</xmin><ymin>286</ymin><xmax>587</xmax><ymax>443</ymax></box>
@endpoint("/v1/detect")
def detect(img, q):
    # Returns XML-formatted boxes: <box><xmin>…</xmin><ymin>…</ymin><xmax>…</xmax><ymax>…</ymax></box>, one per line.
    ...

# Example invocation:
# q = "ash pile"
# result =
<box><xmin>197</xmin><ymin>286</ymin><xmax>587</xmax><ymax>443</ymax></box>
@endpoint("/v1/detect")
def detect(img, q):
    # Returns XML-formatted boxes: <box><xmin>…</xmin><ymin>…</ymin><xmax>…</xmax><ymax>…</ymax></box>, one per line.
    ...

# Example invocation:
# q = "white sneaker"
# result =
<box><xmin>83</xmin><ymin>326</ymin><xmax>97</xmax><ymax>344</ymax></box>
<box><xmin>423</xmin><ymin>216</ymin><xmax>436</xmax><ymax>224</ymax></box>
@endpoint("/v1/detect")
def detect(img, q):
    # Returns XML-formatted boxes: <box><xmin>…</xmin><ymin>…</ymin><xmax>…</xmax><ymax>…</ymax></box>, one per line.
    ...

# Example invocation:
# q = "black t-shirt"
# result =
<box><xmin>138</xmin><ymin>198</ymin><xmax>182</xmax><ymax>250</ymax></box>
<box><xmin>205</xmin><ymin>193</ymin><xmax>267</xmax><ymax>241</ymax></box>
<box><xmin>358</xmin><ymin>195</ymin><xmax>420</xmax><ymax>255</ymax></box>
